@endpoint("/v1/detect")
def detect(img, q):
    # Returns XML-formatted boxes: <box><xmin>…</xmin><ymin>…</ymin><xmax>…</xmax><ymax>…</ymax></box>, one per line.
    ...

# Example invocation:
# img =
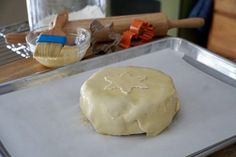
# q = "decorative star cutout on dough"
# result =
<box><xmin>104</xmin><ymin>72</ymin><xmax>148</xmax><ymax>95</ymax></box>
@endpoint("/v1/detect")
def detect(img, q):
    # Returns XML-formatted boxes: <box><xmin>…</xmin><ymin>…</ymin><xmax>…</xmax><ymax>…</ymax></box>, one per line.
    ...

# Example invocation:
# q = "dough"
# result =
<box><xmin>80</xmin><ymin>66</ymin><xmax>180</xmax><ymax>136</ymax></box>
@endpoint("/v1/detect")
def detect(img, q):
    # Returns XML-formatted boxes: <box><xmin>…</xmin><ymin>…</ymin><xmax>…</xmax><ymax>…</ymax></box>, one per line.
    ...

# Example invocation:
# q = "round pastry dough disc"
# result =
<box><xmin>80</xmin><ymin>66</ymin><xmax>180</xmax><ymax>136</ymax></box>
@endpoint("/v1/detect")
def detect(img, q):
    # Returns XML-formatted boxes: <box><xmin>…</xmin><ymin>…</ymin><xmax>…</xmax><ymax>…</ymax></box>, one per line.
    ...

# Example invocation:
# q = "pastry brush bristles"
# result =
<box><xmin>34</xmin><ymin>42</ymin><xmax>64</xmax><ymax>57</ymax></box>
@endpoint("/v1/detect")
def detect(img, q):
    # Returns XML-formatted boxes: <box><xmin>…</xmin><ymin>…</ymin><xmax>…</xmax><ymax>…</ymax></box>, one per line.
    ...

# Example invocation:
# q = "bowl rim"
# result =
<box><xmin>25</xmin><ymin>27</ymin><xmax>91</xmax><ymax>54</ymax></box>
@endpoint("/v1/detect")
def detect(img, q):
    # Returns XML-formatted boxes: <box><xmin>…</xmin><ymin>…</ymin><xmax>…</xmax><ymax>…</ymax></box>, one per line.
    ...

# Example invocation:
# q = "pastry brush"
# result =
<box><xmin>34</xmin><ymin>11</ymin><xmax>68</xmax><ymax>58</ymax></box>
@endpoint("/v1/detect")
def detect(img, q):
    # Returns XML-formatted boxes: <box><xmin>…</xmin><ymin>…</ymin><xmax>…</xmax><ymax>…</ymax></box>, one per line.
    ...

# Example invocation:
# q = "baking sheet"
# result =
<box><xmin>1</xmin><ymin>37</ymin><xmax>235</xmax><ymax>94</ymax></box>
<box><xmin>0</xmin><ymin>45</ymin><xmax>236</xmax><ymax>157</ymax></box>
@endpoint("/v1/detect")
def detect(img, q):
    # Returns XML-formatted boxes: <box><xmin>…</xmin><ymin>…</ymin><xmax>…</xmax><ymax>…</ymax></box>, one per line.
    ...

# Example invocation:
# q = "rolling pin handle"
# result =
<box><xmin>168</xmin><ymin>18</ymin><xmax>205</xmax><ymax>29</ymax></box>
<box><xmin>4</xmin><ymin>32</ymin><xmax>28</xmax><ymax>44</ymax></box>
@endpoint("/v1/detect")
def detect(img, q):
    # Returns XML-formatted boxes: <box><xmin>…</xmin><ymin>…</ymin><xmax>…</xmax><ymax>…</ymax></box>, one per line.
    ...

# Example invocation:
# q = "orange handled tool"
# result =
<box><xmin>119</xmin><ymin>19</ymin><xmax>156</xmax><ymax>48</ymax></box>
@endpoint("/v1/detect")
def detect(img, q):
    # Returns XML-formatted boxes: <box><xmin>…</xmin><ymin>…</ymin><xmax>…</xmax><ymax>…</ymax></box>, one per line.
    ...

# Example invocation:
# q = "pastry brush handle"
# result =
<box><xmin>43</xmin><ymin>11</ymin><xmax>69</xmax><ymax>36</ymax></box>
<box><xmin>168</xmin><ymin>18</ymin><xmax>205</xmax><ymax>29</ymax></box>
<box><xmin>4</xmin><ymin>12</ymin><xmax>69</xmax><ymax>44</ymax></box>
<box><xmin>52</xmin><ymin>11</ymin><xmax>68</xmax><ymax>30</ymax></box>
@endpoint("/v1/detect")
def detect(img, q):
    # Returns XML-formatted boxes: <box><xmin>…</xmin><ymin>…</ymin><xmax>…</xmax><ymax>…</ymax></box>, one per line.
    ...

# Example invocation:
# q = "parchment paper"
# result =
<box><xmin>0</xmin><ymin>48</ymin><xmax>236</xmax><ymax>157</ymax></box>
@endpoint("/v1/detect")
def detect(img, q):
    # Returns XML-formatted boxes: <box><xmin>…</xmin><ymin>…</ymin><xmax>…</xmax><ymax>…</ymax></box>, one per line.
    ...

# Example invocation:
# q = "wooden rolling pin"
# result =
<box><xmin>5</xmin><ymin>12</ymin><xmax>204</xmax><ymax>44</ymax></box>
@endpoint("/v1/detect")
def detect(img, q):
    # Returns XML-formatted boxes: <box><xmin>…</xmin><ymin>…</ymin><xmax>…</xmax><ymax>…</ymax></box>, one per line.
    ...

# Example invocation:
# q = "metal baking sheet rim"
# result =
<box><xmin>0</xmin><ymin>37</ymin><xmax>236</xmax><ymax>157</ymax></box>
<box><xmin>0</xmin><ymin>37</ymin><xmax>235</xmax><ymax>95</ymax></box>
